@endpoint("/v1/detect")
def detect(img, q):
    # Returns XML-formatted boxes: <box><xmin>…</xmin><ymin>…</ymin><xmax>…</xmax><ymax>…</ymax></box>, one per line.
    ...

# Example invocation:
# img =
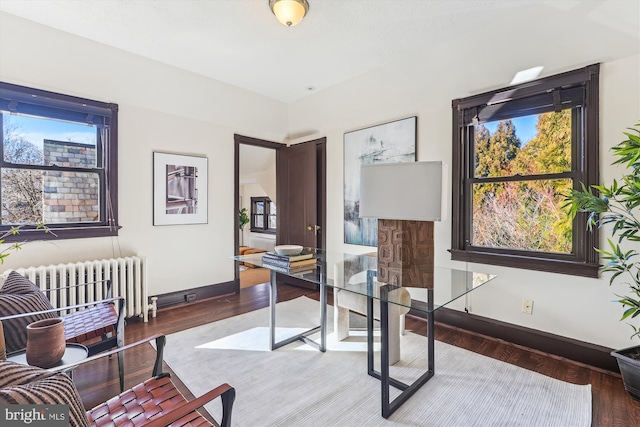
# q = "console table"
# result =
<box><xmin>233</xmin><ymin>249</ymin><xmax>496</xmax><ymax>418</ymax></box>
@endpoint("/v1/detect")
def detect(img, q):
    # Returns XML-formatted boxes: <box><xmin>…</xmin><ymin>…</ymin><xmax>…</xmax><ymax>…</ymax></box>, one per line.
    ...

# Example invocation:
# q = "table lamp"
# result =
<box><xmin>359</xmin><ymin>161</ymin><xmax>447</xmax><ymax>288</ymax></box>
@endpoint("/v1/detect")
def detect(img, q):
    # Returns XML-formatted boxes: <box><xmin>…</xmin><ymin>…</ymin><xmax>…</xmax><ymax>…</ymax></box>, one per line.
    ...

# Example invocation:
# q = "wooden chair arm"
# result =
<box><xmin>0</xmin><ymin>296</ymin><xmax>124</xmax><ymax>322</ymax></box>
<box><xmin>143</xmin><ymin>383</ymin><xmax>235</xmax><ymax>427</ymax></box>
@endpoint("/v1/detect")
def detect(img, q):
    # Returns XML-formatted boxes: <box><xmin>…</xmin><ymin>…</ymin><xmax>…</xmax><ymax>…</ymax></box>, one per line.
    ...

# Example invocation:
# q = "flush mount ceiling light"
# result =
<box><xmin>269</xmin><ymin>0</ymin><xmax>309</xmax><ymax>27</ymax></box>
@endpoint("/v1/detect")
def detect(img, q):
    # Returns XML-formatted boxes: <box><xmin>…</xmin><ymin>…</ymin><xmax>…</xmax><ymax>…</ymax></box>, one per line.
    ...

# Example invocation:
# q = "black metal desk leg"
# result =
<box><xmin>428</xmin><ymin>288</ymin><xmax>435</xmax><ymax>374</ymax></box>
<box><xmin>377</xmin><ymin>284</ymin><xmax>435</xmax><ymax>418</ymax></box>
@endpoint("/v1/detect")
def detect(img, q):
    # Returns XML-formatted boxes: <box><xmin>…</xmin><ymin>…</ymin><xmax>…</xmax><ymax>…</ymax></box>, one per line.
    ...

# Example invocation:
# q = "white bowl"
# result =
<box><xmin>274</xmin><ymin>245</ymin><xmax>303</xmax><ymax>256</ymax></box>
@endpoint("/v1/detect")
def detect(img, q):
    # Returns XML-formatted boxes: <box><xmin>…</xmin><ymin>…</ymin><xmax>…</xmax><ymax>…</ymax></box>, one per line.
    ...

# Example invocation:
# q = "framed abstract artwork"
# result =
<box><xmin>343</xmin><ymin>116</ymin><xmax>416</xmax><ymax>246</ymax></box>
<box><xmin>153</xmin><ymin>152</ymin><xmax>208</xmax><ymax>225</ymax></box>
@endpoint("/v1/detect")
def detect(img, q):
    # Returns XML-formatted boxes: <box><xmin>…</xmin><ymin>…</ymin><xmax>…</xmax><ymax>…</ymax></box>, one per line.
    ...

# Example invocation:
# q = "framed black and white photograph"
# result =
<box><xmin>343</xmin><ymin>116</ymin><xmax>416</xmax><ymax>246</ymax></box>
<box><xmin>153</xmin><ymin>152</ymin><xmax>208</xmax><ymax>225</ymax></box>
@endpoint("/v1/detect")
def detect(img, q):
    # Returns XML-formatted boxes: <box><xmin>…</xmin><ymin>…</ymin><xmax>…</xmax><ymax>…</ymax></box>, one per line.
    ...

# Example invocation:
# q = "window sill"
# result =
<box><xmin>449</xmin><ymin>249</ymin><xmax>599</xmax><ymax>278</ymax></box>
<box><xmin>1</xmin><ymin>225</ymin><xmax>120</xmax><ymax>242</ymax></box>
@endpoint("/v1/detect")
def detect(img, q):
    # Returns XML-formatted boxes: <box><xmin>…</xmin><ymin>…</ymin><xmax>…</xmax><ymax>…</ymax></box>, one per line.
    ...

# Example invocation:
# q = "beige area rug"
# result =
<box><xmin>160</xmin><ymin>297</ymin><xmax>592</xmax><ymax>427</ymax></box>
<box><xmin>239</xmin><ymin>267</ymin><xmax>270</xmax><ymax>288</ymax></box>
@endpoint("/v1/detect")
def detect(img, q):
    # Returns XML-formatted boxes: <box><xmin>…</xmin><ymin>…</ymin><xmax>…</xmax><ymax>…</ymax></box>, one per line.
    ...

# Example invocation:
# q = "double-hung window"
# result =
<box><xmin>0</xmin><ymin>82</ymin><xmax>118</xmax><ymax>240</ymax></box>
<box><xmin>450</xmin><ymin>64</ymin><xmax>600</xmax><ymax>277</ymax></box>
<box><xmin>250</xmin><ymin>196</ymin><xmax>276</xmax><ymax>234</ymax></box>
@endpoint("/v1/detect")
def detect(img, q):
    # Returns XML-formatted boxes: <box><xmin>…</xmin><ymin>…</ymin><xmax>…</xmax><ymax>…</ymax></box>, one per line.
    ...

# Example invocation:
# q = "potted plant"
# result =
<box><xmin>565</xmin><ymin>123</ymin><xmax>640</xmax><ymax>401</ymax></box>
<box><xmin>238</xmin><ymin>208</ymin><xmax>250</xmax><ymax>247</ymax></box>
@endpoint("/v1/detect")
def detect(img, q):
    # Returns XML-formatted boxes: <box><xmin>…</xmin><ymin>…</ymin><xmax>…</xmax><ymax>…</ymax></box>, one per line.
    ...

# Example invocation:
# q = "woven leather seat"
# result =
<box><xmin>0</xmin><ymin>334</ymin><xmax>236</xmax><ymax>427</ymax></box>
<box><xmin>63</xmin><ymin>303</ymin><xmax>117</xmax><ymax>344</ymax></box>
<box><xmin>87</xmin><ymin>374</ymin><xmax>230</xmax><ymax>427</ymax></box>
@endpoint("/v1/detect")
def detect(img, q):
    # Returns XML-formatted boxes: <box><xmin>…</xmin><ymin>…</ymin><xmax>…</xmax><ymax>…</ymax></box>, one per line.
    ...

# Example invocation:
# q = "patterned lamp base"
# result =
<box><xmin>377</xmin><ymin>219</ymin><xmax>434</xmax><ymax>288</ymax></box>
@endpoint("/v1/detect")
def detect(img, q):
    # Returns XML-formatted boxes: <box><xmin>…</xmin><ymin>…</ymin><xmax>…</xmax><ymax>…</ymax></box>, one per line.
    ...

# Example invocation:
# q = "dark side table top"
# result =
<box><xmin>7</xmin><ymin>343</ymin><xmax>89</xmax><ymax>370</ymax></box>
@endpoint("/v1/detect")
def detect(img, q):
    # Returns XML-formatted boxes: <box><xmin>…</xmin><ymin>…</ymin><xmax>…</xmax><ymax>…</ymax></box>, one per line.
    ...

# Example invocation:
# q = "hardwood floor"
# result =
<box><xmin>71</xmin><ymin>283</ymin><xmax>639</xmax><ymax>427</ymax></box>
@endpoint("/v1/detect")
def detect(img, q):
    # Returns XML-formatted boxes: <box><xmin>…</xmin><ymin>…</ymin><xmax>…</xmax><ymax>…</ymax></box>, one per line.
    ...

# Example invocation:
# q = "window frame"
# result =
<box><xmin>0</xmin><ymin>82</ymin><xmax>119</xmax><ymax>241</ymax></box>
<box><xmin>450</xmin><ymin>64</ymin><xmax>600</xmax><ymax>277</ymax></box>
<box><xmin>250</xmin><ymin>196</ymin><xmax>276</xmax><ymax>234</ymax></box>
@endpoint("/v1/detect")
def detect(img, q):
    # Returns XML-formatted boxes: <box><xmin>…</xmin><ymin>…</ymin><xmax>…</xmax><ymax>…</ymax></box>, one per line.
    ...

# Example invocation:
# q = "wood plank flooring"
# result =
<box><xmin>71</xmin><ymin>283</ymin><xmax>639</xmax><ymax>427</ymax></box>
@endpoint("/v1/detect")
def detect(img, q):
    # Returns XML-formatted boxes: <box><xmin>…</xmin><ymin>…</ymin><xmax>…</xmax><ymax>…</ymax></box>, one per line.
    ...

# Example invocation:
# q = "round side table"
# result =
<box><xmin>7</xmin><ymin>343</ymin><xmax>89</xmax><ymax>377</ymax></box>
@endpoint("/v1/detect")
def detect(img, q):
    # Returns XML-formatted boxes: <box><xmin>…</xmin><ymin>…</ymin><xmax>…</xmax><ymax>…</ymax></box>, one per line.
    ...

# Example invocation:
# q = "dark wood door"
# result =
<box><xmin>276</xmin><ymin>138</ymin><xmax>326</xmax><ymax>289</ymax></box>
<box><xmin>276</xmin><ymin>138</ymin><xmax>325</xmax><ymax>249</ymax></box>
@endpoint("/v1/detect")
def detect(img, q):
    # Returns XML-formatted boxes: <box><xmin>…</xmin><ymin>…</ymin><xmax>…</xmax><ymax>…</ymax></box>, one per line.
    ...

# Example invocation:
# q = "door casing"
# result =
<box><xmin>234</xmin><ymin>135</ymin><xmax>326</xmax><ymax>292</ymax></box>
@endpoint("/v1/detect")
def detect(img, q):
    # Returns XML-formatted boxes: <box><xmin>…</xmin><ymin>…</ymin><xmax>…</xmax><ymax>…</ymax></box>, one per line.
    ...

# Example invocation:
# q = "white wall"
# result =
<box><xmin>1</xmin><ymin>10</ymin><xmax>639</xmax><ymax>350</ymax></box>
<box><xmin>287</xmin><ymin>54</ymin><xmax>640</xmax><ymax>350</ymax></box>
<box><xmin>0</xmin><ymin>12</ymin><xmax>288</xmax><ymax>296</ymax></box>
<box><xmin>256</xmin><ymin>162</ymin><xmax>277</xmax><ymax>204</ymax></box>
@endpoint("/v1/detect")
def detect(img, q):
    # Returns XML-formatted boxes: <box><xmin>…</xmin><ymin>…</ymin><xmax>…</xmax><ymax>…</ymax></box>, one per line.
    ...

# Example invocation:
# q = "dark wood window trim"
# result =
<box><xmin>250</xmin><ymin>196</ymin><xmax>276</xmax><ymax>235</ymax></box>
<box><xmin>0</xmin><ymin>81</ymin><xmax>118</xmax><ymax>241</ymax></box>
<box><xmin>451</xmin><ymin>64</ymin><xmax>600</xmax><ymax>277</ymax></box>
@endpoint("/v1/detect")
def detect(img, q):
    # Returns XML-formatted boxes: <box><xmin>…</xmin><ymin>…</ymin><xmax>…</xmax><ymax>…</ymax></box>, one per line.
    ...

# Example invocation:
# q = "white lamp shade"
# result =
<box><xmin>359</xmin><ymin>161</ymin><xmax>447</xmax><ymax>221</ymax></box>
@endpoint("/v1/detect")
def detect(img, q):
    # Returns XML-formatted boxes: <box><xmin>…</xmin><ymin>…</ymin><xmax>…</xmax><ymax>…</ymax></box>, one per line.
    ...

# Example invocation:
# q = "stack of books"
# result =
<box><xmin>261</xmin><ymin>251</ymin><xmax>317</xmax><ymax>274</ymax></box>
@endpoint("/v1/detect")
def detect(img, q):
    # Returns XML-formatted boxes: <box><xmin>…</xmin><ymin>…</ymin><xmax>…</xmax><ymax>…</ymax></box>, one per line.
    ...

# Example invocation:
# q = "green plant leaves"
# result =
<box><xmin>0</xmin><ymin>223</ymin><xmax>52</xmax><ymax>264</ymax></box>
<box><xmin>565</xmin><ymin>123</ymin><xmax>640</xmax><ymax>341</ymax></box>
<box><xmin>238</xmin><ymin>208</ymin><xmax>250</xmax><ymax>230</ymax></box>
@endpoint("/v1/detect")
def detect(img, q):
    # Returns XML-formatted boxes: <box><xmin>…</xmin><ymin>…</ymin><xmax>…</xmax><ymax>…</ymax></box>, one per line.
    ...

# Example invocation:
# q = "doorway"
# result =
<box><xmin>235</xmin><ymin>135</ymin><xmax>281</xmax><ymax>290</ymax></box>
<box><xmin>234</xmin><ymin>134</ymin><xmax>327</xmax><ymax>292</ymax></box>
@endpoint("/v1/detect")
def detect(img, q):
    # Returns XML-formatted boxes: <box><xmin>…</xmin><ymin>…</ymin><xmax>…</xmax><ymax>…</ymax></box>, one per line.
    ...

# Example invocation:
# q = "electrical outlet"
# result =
<box><xmin>185</xmin><ymin>293</ymin><xmax>197</xmax><ymax>302</ymax></box>
<box><xmin>522</xmin><ymin>299</ymin><xmax>533</xmax><ymax>315</ymax></box>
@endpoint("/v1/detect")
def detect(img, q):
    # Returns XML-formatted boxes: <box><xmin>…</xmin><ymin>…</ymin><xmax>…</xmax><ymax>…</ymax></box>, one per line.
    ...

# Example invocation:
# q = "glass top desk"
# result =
<box><xmin>233</xmin><ymin>249</ymin><xmax>496</xmax><ymax>418</ymax></box>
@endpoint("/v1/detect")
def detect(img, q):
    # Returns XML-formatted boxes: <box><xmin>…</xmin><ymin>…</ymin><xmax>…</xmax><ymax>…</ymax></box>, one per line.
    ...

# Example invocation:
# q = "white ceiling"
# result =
<box><xmin>1</xmin><ymin>0</ymin><xmax>638</xmax><ymax>104</ymax></box>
